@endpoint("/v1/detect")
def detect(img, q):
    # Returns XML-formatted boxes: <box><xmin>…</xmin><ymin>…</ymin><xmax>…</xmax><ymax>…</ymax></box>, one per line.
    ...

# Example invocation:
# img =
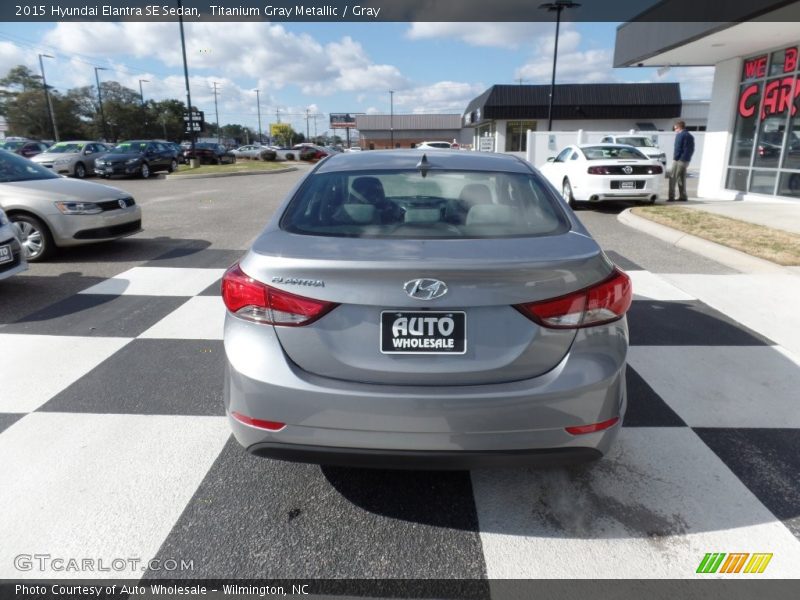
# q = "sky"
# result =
<box><xmin>0</xmin><ymin>21</ymin><xmax>714</xmax><ymax>137</ymax></box>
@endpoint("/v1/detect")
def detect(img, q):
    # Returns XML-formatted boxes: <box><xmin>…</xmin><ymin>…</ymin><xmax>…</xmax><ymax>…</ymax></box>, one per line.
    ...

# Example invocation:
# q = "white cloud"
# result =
<box><xmin>0</xmin><ymin>41</ymin><xmax>37</xmax><ymax>79</ymax></box>
<box><xmin>406</xmin><ymin>22</ymin><xmax>553</xmax><ymax>50</ymax></box>
<box><xmin>657</xmin><ymin>66</ymin><xmax>715</xmax><ymax>100</ymax></box>
<box><xmin>394</xmin><ymin>81</ymin><xmax>486</xmax><ymax>114</ymax></box>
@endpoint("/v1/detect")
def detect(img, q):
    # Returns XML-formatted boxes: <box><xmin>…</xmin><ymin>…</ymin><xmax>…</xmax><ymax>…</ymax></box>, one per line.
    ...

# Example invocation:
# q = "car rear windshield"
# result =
<box><xmin>281</xmin><ymin>169</ymin><xmax>569</xmax><ymax>239</ymax></box>
<box><xmin>0</xmin><ymin>149</ymin><xmax>59</xmax><ymax>182</ymax></box>
<box><xmin>581</xmin><ymin>146</ymin><xmax>648</xmax><ymax>160</ymax></box>
<box><xmin>615</xmin><ymin>137</ymin><xmax>655</xmax><ymax>148</ymax></box>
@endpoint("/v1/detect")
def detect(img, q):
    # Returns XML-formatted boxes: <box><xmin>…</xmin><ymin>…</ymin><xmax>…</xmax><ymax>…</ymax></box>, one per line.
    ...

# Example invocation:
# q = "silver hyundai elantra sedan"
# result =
<box><xmin>222</xmin><ymin>150</ymin><xmax>632</xmax><ymax>469</ymax></box>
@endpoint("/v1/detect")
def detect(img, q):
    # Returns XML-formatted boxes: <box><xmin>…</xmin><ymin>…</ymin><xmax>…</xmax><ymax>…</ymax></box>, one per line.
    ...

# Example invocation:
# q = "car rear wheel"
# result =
<box><xmin>562</xmin><ymin>179</ymin><xmax>578</xmax><ymax>209</ymax></box>
<box><xmin>140</xmin><ymin>163</ymin><xmax>150</xmax><ymax>179</ymax></box>
<box><xmin>168</xmin><ymin>159</ymin><xmax>177</xmax><ymax>173</ymax></box>
<box><xmin>11</xmin><ymin>214</ymin><xmax>54</xmax><ymax>262</ymax></box>
<box><xmin>286</xmin><ymin>153</ymin><xmax>295</xmax><ymax>161</ymax></box>
<box><xmin>74</xmin><ymin>162</ymin><xmax>86</xmax><ymax>178</ymax></box>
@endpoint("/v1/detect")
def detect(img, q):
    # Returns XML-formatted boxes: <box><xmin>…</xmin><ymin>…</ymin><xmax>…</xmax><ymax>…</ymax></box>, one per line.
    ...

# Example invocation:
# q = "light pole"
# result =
<box><xmin>212</xmin><ymin>82</ymin><xmax>220</xmax><ymax>143</ymax></box>
<box><xmin>38</xmin><ymin>54</ymin><xmax>58</xmax><ymax>141</ymax></box>
<box><xmin>177</xmin><ymin>0</ymin><xmax>196</xmax><ymax>160</ymax></box>
<box><xmin>254</xmin><ymin>89</ymin><xmax>262</xmax><ymax>144</ymax></box>
<box><xmin>389</xmin><ymin>90</ymin><xmax>394</xmax><ymax>148</ymax></box>
<box><xmin>94</xmin><ymin>66</ymin><xmax>108</xmax><ymax>141</ymax></box>
<box><xmin>539</xmin><ymin>0</ymin><xmax>580</xmax><ymax>132</ymax></box>
<box><xmin>138</xmin><ymin>79</ymin><xmax>149</xmax><ymax>106</ymax></box>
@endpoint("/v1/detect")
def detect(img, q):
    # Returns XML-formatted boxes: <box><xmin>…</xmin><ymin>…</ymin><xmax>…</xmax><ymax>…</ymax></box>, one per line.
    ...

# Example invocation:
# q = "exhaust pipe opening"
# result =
<box><xmin>589</xmin><ymin>195</ymin><xmax>599</xmax><ymax>202</ymax></box>
<box><xmin>650</xmin><ymin>195</ymin><xmax>658</xmax><ymax>202</ymax></box>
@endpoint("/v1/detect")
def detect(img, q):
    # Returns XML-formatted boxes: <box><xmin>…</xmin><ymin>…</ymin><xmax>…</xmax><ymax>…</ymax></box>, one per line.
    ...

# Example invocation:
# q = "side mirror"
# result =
<box><xmin>547</xmin><ymin>157</ymin><xmax>555</xmax><ymax>162</ymax></box>
<box><xmin>84</xmin><ymin>149</ymin><xmax>92</xmax><ymax>155</ymax></box>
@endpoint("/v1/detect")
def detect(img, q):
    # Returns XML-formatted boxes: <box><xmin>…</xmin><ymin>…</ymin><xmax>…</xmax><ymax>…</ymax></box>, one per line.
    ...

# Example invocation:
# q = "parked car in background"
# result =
<box><xmin>31</xmin><ymin>141</ymin><xmax>112</xmax><ymax>178</ymax></box>
<box><xmin>345</xmin><ymin>146</ymin><xmax>362</xmax><ymax>152</ymax></box>
<box><xmin>221</xmin><ymin>149</ymin><xmax>631</xmax><ymax>469</ymax></box>
<box><xmin>415</xmin><ymin>141</ymin><xmax>453</xmax><ymax>150</ymax></box>
<box><xmin>182</xmin><ymin>142</ymin><xmax>236</xmax><ymax>165</ymax></box>
<box><xmin>231</xmin><ymin>145</ymin><xmax>274</xmax><ymax>160</ymax></box>
<box><xmin>295</xmin><ymin>144</ymin><xmax>329</xmax><ymax>161</ymax></box>
<box><xmin>0</xmin><ymin>149</ymin><xmax>141</xmax><ymax>261</ymax></box>
<box><xmin>94</xmin><ymin>140</ymin><xmax>178</xmax><ymax>179</ymax></box>
<box><xmin>0</xmin><ymin>140</ymin><xmax>50</xmax><ymax>158</ymax></box>
<box><xmin>599</xmin><ymin>135</ymin><xmax>666</xmax><ymax>166</ymax></box>
<box><xmin>538</xmin><ymin>144</ymin><xmax>663</xmax><ymax>208</ymax></box>
<box><xmin>0</xmin><ymin>206</ymin><xmax>27</xmax><ymax>280</ymax></box>
<box><xmin>155</xmin><ymin>140</ymin><xmax>182</xmax><ymax>158</ymax></box>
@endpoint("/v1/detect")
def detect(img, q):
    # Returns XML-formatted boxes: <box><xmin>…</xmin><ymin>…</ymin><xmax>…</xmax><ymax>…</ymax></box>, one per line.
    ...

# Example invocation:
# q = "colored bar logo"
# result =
<box><xmin>696</xmin><ymin>553</ymin><xmax>773</xmax><ymax>574</ymax></box>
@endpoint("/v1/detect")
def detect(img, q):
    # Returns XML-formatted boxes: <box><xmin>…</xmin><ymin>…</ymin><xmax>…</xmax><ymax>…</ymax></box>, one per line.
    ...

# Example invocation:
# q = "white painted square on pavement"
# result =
<box><xmin>0</xmin><ymin>412</ymin><xmax>230</xmax><ymax>579</ymax></box>
<box><xmin>138</xmin><ymin>296</ymin><xmax>226</xmax><ymax>340</ymax></box>
<box><xmin>628</xmin><ymin>346</ymin><xmax>800</xmax><ymax>428</ymax></box>
<box><xmin>627</xmin><ymin>271</ymin><xmax>697</xmax><ymax>301</ymax></box>
<box><xmin>0</xmin><ymin>334</ymin><xmax>132</xmax><ymax>413</ymax></box>
<box><xmin>79</xmin><ymin>267</ymin><xmax>224</xmax><ymax>297</ymax></box>
<box><xmin>471</xmin><ymin>428</ymin><xmax>800</xmax><ymax>579</ymax></box>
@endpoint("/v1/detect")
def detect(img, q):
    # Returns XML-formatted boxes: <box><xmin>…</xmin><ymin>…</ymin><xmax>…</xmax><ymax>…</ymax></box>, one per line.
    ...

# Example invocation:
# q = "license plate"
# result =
<box><xmin>0</xmin><ymin>244</ymin><xmax>12</xmax><ymax>265</ymax></box>
<box><xmin>381</xmin><ymin>311</ymin><xmax>466</xmax><ymax>354</ymax></box>
<box><xmin>620</xmin><ymin>181</ymin><xmax>636</xmax><ymax>189</ymax></box>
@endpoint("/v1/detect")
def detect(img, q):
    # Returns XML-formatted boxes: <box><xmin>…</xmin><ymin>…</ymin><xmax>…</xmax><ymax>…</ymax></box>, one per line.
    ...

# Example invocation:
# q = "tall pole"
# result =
<box><xmin>305</xmin><ymin>108</ymin><xmax>310</xmax><ymax>140</ymax></box>
<box><xmin>212</xmin><ymin>82</ymin><xmax>220</xmax><ymax>143</ymax></box>
<box><xmin>138</xmin><ymin>79</ymin><xmax>149</xmax><ymax>106</ymax></box>
<box><xmin>254</xmin><ymin>89</ymin><xmax>262</xmax><ymax>144</ymax></box>
<box><xmin>276</xmin><ymin>107</ymin><xmax>281</xmax><ymax>123</ymax></box>
<box><xmin>38</xmin><ymin>54</ymin><xmax>58</xmax><ymax>141</ymax></box>
<box><xmin>177</xmin><ymin>0</ymin><xmax>195</xmax><ymax>156</ymax></box>
<box><xmin>540</xmin><ymin>1</ymin><xmax>580</xmax><ymax>132</ymax></box>
<box><xmin>94</xmin><ymin>66</ymin><xmax>108</xmax><ymax>141</ymax></box>
<box><xmin>389</xmin><ymin>90</ymin><xmax>394</xmax><ymax>148</ymax></box>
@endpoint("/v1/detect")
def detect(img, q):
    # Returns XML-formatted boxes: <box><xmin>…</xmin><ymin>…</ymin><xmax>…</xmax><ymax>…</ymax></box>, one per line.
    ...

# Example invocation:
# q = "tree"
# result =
<box><xmin>270</xmin><ymin>123</ymin><xmax>295</xmax><ymax>147</ymax></box>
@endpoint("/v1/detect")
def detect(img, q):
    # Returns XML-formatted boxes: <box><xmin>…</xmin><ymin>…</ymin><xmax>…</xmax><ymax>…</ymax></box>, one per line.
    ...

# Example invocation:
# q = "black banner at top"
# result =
<box><xmin>3</xmin><ymin>0</ymin><xmax>800</xmax><ymax>22</ymax></box>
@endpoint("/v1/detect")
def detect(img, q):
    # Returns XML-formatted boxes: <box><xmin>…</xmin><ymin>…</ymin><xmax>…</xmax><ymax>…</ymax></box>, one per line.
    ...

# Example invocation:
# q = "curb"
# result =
<box><xmin>617</xmin><ymin>208</ymin><xmax>788</xmax><ymax>274</ymax></box>
<box><xmin>166</xmin><ymin>166</ymin><xmax>298</xmax><ymax>180</ymax></box>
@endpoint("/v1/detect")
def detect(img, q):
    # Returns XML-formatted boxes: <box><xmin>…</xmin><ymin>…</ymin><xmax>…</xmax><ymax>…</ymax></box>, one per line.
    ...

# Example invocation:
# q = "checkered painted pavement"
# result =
<box><xmin>1</xmin><ymin>247</ymin><xmax>799</xmax><ymax>580</ymax></box>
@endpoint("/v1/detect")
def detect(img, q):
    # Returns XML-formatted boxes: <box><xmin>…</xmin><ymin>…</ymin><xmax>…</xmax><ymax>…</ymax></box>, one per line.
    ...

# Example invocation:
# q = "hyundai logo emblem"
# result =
<box><xmin>404</xmin><ymin>278</ymin><xmax>448</xmax><ymax>300</ymax></box>
<box><xmin>622</xmin><ymin>165</ymin><xmax>633</xmax><ymax>175</ymax></box>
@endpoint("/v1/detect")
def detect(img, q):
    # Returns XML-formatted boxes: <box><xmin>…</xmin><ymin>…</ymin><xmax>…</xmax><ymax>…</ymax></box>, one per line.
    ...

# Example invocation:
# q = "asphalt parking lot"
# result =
<box><xmin>1</xmin><ymin>167</ymin><xmax>799</xmax><ymax>582</ymax></box>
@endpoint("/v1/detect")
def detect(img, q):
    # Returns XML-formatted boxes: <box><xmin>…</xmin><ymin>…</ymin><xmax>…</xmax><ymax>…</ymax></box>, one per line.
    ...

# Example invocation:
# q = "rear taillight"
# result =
<box><xmin>587</xmin><ymin>166</ymin><xmax>612</xmax><ymax>174</ymax></box>
<box><xmin>648</xmin><ymin>165</ymin><xmax>663</xmax><ymax>174</ymax></box>
<box><xmin>514</xmin><ymin>268</ymin><xmax>632</xmax><ymax>329</ymax></box>
<box><xmin>221</xmin><ymin>264</ymin><xmax>337</xmax><ymax>326</ymax></box>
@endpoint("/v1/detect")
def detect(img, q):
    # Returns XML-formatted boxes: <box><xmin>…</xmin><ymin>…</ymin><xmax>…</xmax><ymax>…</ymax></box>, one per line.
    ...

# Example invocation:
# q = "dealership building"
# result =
<box><xmin>354</xmin><ymin>114</ymin><xmax>471</xmax><ymax>149</ymax></box>
<box><xmin>615</xmin><ymin>1</ymin><xmax>800</xmax><ymax>200</ymax></box>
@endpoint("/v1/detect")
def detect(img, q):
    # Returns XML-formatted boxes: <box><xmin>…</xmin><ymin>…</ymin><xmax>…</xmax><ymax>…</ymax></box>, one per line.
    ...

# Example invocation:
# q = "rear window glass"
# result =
<box><xmin>581</xmin><ymin>146</ymin><xmax>648</xmax><ymax>160</ymax></box>
<box><xmin>281</xmin><ymin>170</ymin><xmax>569</xmax><ymax>239</ymax></box>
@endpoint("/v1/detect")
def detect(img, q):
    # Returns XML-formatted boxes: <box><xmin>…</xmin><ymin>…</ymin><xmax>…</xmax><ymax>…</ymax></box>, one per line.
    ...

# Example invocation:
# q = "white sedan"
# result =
<box><xmin>538</xmin><ymin>144</ymin><xmax>663</xmax><ymax>208</ymax></box>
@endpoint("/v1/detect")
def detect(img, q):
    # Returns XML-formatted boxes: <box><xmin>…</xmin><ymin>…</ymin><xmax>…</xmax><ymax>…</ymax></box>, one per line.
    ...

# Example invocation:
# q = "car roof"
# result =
<box><xmin>315</xmin><ymin>149</ymin><xmax>533</xmax><ymax>174</ymax></box>
<box><xmin>576</xmin><ymin>143</ymin><xmax>645</xmax><ymax>148</ymax></box>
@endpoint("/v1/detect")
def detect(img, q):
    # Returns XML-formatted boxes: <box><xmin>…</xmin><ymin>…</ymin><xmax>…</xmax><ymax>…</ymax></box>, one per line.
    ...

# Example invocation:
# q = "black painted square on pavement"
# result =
<box><xmin>605</xmin><ymin>251</ymin><xmax>643</xmax><ymax>271</ymax></box>
<box><xmin>38</xmin><ymin>339</ymin><xmax>225</xmax><ymax>416</ymax></box>
<box><xmin>694</xmin><ymin>428</ymin><xmax>800</xmax><ymax>540</ymax></box>
<box><xmin>199</xmin><ymin>278</ymin><xmax>222</xmax><ymax>296</ymax></box>
<box><xmin>0</xmin><ymin>413</ymin><xmax>25</xmax><ymax>435</ymax></box>
<box><xmin>3</xmin><ymin>294</ymin><xmax>188</xmax><ymax>338</ymax></box>
<box><xmin>146</xmin><ymin>247</ymin><xmax>243</xmax><ymax>269</ymax></box>
<box><xmin>623</xmin><ymin>366</ymin><xmax>686</xmax><ymax>427</ymax></box>
<box><xmin>628</xmin><ymin>300</ymin><xmax>773</xmax><ymax>346</ymax></box>
<box><xmin>145</xmin><ymin>438</ymin><xmax>488</xmax><ymax>582</ymax></box>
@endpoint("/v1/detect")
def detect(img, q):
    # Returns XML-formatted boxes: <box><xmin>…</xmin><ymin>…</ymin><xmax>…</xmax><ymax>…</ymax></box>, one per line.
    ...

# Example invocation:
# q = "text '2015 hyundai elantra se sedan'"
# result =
<box><xmin>222</xmin><ymin>150</ymin><xmax>632</xmax><ymax>469</ymax></box>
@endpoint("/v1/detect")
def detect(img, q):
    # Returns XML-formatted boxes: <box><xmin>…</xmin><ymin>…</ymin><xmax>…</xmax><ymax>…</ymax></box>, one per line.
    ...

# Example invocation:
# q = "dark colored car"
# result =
<box><xmin>94</xmin><ymin>140</ymin><xmax>178</xmax><ymax>179</ymax></box>
<box><xmin>0</xmin><ymin>140</ymin><xmax>50</xmax><ymax>158</ymax></box>
<box><xmin>183</xmin><ymin>143</ymin><xmax>236</xmax><ymax>165</ymax></box>
<box><xmin>298</xmin><ymin>144</ymin><xmax>330</xmax><ymax>161</ymax></box>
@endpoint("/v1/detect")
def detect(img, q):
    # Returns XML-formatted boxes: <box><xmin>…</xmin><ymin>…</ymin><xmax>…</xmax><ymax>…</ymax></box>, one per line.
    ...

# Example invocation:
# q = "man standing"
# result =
<box><xmin>668</xmin><ymin>120</ymin><xmax>694</xmax><ymax>201</ymax></box>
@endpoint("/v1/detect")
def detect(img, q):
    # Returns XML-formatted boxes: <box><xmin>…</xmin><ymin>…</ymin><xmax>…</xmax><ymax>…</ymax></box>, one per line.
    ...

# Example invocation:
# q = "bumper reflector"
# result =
<box><xmin>231</xmin><ymin>411</ymin><xmax>286</xmax><ymax>431</ymax></box>
<box><xmin>565</xmin><ymin>417</ymin><xmax>620</xmax><ymax>435</ymax></box>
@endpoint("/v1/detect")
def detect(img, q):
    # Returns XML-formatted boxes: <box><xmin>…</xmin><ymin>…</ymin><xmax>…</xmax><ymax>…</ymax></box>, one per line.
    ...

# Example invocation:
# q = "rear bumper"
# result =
<box><xmin>224</xmin><ymin>314</ymin><xmax>628</xmax><ymax>468</ymax></box>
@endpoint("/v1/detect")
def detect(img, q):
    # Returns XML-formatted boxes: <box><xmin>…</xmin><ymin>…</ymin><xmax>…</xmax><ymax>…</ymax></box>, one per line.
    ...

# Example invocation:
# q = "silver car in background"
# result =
<box><xmin>0</xmin><ymin>149</ymin><xmax>142</xmax><ymax>261</ymax></box>
<box><xmin>0</xmin><ymin>206</ymin><xmax>27</xmax><ymax>280</ymax></box>
<box><xmin>222</xmin><ymin>150</ymin><xmax>632</xmax><ymax>469</ymax></box>
<box><xmin>31</xmin><ymin>141</ymin><xmax>112</xmax><ymax>178</ymax></box>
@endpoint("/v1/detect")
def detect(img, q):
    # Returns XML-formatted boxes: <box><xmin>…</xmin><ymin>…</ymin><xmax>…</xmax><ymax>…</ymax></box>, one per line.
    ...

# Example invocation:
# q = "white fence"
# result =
<box><xmin>523</xmin><ymin>130</ymin><xmax>706</xmax><ymax>170</ymax></box>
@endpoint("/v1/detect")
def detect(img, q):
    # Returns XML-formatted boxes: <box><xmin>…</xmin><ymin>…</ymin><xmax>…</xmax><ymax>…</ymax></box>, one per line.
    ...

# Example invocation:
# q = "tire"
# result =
<box><xmin>286</xmin><ymin>153</ymin><xmax>295</xmax><ymax>161</ymax></box>
<box><xmin>140</xmin><ymin>162</ymin><xmax>150</xmax><ymax>179</ymax></box>
<box><xmin>168</xmin><ymin>159</ymin><xmax>177</xmax><ymax>173</ymax></box>
<box><xmin>11</xmin><ymin>213</ymin><xmax>54</xmax><ymax>262</ymax></box>
<box><xmin>562</xmin><ymin>179</ymin><xmax>578</xmax><ymax>209</ymax></box>
<box><xmin>74</xmin><ymin>162</ymin><xmax>86</xmax><ymax>178</ymax></box>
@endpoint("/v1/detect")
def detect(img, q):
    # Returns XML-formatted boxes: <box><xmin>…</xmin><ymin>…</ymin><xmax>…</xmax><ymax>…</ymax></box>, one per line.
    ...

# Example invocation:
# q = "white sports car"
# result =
<box><xmin>538</xmin><ymin>144</ymin><xmax>664</xmax><ymax>208</ymax></box>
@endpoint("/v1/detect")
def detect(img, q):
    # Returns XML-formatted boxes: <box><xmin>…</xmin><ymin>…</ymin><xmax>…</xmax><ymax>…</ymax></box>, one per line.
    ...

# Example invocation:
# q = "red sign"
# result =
<box><xmin>738</xmin><ymin>77</ymin><xmax>800</xmax><ymax>119</ymax></box>
<box><xmin>743</xmin><ymin>55</ymin><xmax>767</xmax><ymax>80</ymax></box>
<box><xmin>784</xmin><ymin>47</ymin><xmax>798</xmax><ymax>73</ymax></box>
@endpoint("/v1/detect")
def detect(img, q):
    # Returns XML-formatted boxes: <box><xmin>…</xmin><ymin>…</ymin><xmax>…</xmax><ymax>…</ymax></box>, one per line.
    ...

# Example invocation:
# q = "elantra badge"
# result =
<box><xmin>404</xmin><ymin>278</ymin><xmax>448</xmax><ymax>300</ymax></box>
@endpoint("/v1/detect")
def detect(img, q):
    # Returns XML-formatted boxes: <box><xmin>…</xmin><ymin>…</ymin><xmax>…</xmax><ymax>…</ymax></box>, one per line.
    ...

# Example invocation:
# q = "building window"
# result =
<box><xmin>726</xmin><ymin>44</ymin><xmax>800</xmax><ymax>197</ymax></box>
<box><xmin>505</xmin><ymin>121</ymin><xmax>536</xmax><ymax>152</ymax></box>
